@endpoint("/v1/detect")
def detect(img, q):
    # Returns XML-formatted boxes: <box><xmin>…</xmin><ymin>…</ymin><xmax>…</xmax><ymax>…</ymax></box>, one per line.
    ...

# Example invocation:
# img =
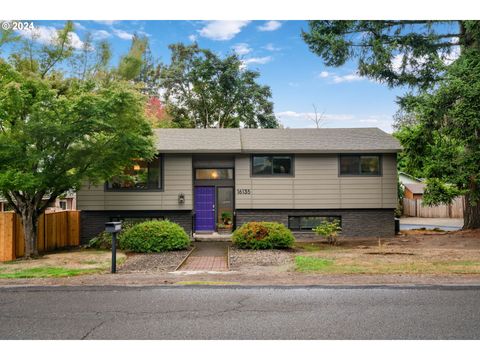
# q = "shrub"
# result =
<box><xmin>313</xmin><ymin>220</ymin><xmax>342</xmax><ymax>245</ymax></box>
<box><xmin>119</xmin><ymin>220</ymin><xmax>191</xmax><ymax>252</ymax></box>
<box><xmin>88</xmin><ymin>221</ymin><xmax>135</xmax><ymax>249</ymax></box>
<box><xmin>232</xmin><ymin>222</ymin><xmax>294</xmax><ymax>250</ymax></box>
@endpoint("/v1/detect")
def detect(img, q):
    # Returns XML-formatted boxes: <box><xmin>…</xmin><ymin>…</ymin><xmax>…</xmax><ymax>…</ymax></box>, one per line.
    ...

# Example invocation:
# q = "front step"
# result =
<box><xmin>193</xmin><ymin>232</ymin><xmax>232</xmax><ymax>242</ymax></box>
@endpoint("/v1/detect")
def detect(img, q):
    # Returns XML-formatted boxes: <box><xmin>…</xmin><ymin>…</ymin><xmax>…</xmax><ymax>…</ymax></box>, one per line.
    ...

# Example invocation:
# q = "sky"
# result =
<box><xmin>12</xmin><ymin>20</ymin><xmax>413</xmax><ymax>133</ymax></box>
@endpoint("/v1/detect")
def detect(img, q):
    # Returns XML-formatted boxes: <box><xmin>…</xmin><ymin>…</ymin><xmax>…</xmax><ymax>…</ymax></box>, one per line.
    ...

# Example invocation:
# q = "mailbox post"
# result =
<box><xmin>105</xmin><ymin>222</ymin><xmax>122</xmax><ymax>273</ymax></box>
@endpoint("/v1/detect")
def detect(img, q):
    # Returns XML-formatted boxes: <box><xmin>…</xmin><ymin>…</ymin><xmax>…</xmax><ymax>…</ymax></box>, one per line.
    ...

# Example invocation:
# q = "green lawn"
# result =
<box><xmin>0</xmin><ymin>267</ymin><xmax>103</xmax><ymax>279</ymax></box>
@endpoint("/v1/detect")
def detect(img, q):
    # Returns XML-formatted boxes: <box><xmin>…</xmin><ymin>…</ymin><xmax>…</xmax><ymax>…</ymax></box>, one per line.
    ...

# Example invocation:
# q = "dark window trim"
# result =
<box><xmin>288</xmin><ymin>215</ymin><xmax>342</xmax><ymax>232</ymax></box>
<box><xmin>250</xmin><ymin>154</ymin><xmax>295</xmax><ymax>177</ymax></box>
<box><xmin>105</xmin><ymin>154</ymin><xmax>165</xmax><ymax>192</ymax></box>
<box><xmin>338</xmin><ymin>154</ymin><xmax>382</xmax><ymax>177</ymax></box>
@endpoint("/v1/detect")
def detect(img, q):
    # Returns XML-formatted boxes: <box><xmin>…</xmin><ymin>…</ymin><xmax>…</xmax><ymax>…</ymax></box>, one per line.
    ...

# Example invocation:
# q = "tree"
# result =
<box><xmin>396</xmin><ymin>50</ymin><xmax>480</xmax><ymax>228</ymax></box>
<box><xmin>0</xmin><ymin>23</ymin><xmax>155</xmax><ymax>257</ymax></box>
<box><xmin>302</xmin><ymin>21</ymin><xmax>479</xmax><ymax>89</ymax></box>
<box><xmin>308</xmin><ymin>104</ymin><xmax>326</xmax><ymax>128</ymax></box>
<box><xmin>160</xmin><ymin>43</ymin><xmax>278</xmax><ymax>128</ymax></box>
<box><xmin>302</xmin><ymin>20</ymin><xmax>480</xmax><ymax>229</ymax></box>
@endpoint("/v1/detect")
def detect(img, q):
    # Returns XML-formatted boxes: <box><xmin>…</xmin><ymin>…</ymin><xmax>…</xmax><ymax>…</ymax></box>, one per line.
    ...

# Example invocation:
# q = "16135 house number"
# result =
<box><xmin>237</xmin><ymin>189</ymin><xmax>251</xmax><ymax>195</ymax></box>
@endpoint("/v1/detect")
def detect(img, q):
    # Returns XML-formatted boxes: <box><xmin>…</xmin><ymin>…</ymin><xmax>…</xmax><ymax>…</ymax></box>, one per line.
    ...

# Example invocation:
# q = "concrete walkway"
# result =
<box><xmin>400</xmin><ymin>217</ymin><xmax>463</xmax><ymax>231</ymax></box>
<box><xmin>178</xmin><ymin>242</ymin><xmax>229</xmax><ymax>272</ymax></box>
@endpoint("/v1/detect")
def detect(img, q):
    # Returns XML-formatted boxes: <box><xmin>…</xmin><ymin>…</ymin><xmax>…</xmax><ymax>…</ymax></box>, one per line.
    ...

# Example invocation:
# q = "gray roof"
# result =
<box><xmin>154</xmin><ymin>128</ymin><xmax>401</xmax><ymax>153</ymax></box>
<box><xmin>404</xmin><ymin>183</ymin><xmax>426</xmax><ymax>195</ymax></box>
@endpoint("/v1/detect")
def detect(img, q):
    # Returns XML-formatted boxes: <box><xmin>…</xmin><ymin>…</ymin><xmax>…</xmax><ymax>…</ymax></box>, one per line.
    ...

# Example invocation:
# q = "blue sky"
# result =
<box><xmin>16</xmin><ymin>20</ymin><xmax>411</xmax><ymax>132</ymax></box>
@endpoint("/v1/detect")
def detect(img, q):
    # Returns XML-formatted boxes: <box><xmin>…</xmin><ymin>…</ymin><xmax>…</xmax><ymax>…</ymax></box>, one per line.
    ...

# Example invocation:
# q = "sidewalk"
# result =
<box><xmin>400</xmin><ymin>217</ymin><xmax>463</xmax><ymax>230</ymax></box>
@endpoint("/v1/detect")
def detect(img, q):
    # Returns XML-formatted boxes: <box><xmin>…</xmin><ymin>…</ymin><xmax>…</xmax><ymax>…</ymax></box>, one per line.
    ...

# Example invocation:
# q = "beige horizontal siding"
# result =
<box><xmin>76</xmin><ymin>154</ymin><xmax>193</xmax><ymax>211</ymax></box>
<box><xmin>235</xmin><ymin>154</ymin><xmax>397</xmax><ymax>209</ymax></box>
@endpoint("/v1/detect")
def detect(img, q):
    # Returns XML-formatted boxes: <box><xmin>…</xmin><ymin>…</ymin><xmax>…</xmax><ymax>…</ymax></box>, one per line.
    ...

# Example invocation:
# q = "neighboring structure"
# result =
<box><xmin>0</xmin><ymin>191</ymin><xmax>76</xmax><ymax>212</ymax></box>
<box><xmin>403</xmin><ymin>183</ymin><xmax>426</xmax><ymax>200</ymax></box>
<box><xmin>399</xmin><ymin>171</ymin><xmax>423</xmax><ymax>185</ymax></box>
<box><xmin>77</xmin><ymin>128</ymin><xmax>401</xmax><ymax>242</ymax></box>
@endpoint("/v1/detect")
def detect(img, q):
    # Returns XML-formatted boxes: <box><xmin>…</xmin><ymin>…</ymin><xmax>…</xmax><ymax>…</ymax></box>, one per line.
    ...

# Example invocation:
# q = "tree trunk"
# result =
<box><xmin>20</xmin><ymin>208</ymin><xmax>39</xmax><ymax>258</ymax></box>
<box><xmin>463</xmin><ymin>192</ymin><xmax>480</xmax><ymax>229</ymax></box>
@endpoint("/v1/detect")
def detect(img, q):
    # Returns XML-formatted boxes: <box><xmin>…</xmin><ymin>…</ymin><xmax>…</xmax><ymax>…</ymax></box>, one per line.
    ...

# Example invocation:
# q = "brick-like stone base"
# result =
<box><xmin>80</xmin><ymin>210</ymin><xmax>193</xmax><ymax>244</ymax></box>
<box><xmin>235</xmin><ymin>209</ymin><xmax>395</xmax><ymax>237</ymax></box>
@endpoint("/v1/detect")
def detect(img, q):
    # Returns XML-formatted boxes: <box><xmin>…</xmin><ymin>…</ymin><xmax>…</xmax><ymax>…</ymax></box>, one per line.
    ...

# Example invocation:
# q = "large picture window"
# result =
<box><xmin>288</xmin><ymin>216</ymin><xmax>341</xmax><ymax>231</ymax></box>
<box><xmin>252</xmin><ymin>155</ymin><xmax>293</xmax><ymax>176</ymax></box>
<box><xmin>107</xmin><ymin>156</ymin><xmax>163</xmax><ymax>191</ymax></box>
<box><xmin>339</xmin><ymin>155</ymin><xmax>381</xmax><ymax>176</ymax></box>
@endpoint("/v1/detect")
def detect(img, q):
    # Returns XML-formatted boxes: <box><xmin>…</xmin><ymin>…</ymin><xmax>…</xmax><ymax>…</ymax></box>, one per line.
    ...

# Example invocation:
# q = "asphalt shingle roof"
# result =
<box><xmin>154</xmin><ymin>128</ymin><xmax>401</xmax><ymax>153</ymax></box>
<box><xmin>404</xmin><ymin>183</ymin><xmax>426</xmax><ymax>194</ymax></box>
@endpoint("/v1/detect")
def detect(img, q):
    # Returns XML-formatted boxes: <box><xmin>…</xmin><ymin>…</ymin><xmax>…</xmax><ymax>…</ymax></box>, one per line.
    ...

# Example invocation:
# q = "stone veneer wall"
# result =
<box><xmin>235</xmin><ymin>209</ymin><xmax>395</xmax><ymax>237</ymax></box>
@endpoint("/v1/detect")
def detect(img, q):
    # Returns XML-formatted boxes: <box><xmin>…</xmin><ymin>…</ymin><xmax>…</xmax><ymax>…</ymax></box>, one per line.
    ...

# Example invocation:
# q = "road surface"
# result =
<box><xmin>1</xmin><ymin>286</ymin><xmax>479</xmax><ymax>339</ymax></box>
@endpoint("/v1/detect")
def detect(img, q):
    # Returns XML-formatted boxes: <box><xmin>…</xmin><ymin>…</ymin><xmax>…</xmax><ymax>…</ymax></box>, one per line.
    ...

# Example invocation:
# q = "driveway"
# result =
<box><xmin>1</xmin><ymin>286</ymin><xmax>479</xmax><ymax>339</ymax></box>
<box><xmin>400</xmin><ymin>217</ymin><xmax>463</xmax><ymax>231</ymax></box>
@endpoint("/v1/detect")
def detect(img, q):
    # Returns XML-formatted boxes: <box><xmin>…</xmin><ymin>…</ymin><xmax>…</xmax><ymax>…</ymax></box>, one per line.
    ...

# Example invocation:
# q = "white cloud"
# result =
<box><xmin>18</xmin><ymin>25</ymin><xmax>84</xmax><ymax>50</ymax></box>
<box><xmin>188</xmin><ymin>34</ymin><xmax>197</xmax><ymax>42</ymax></box>
<box><xmin>74</xmin><ymin>22</ymin><xmax>87</xmax><ymax>31</ymax></box>
<box><xmin>276</xmin><ymin>111</ymin><xmax>393</xmax><ymax>132</ymax></box>
<box><xmin>317</xmin><ymin>70</ymin><xmax>365</xmax><ymax>83</ymax></box>
<box><xmin>94</xmin><ymin>20</ymin><xmax>118</xmax><ymax>26</ymax></box>
<box><xmin>232</xmin><ymin>43</ymin><xmax>251</xmax><ymax>56</ymax></box>
<box><xmin>113</xmin><ymin>29</ymin><xmax>134</xmax><ymax>40</ymax></box>
<box><xmin>92</xmin><ymin>30</ymin><xmax>111</xmax><ymax>40</ymax></box>
<box><xmin>198</xmin><ymin>21</ymin><xmax>250</xmax><ymax>41</ymax></box>
<box><xmin>264</xmin><ymin>43</ymin><xmax>281</xmax><ymax>51</ymax></box>
<box><xmin>242</xmin><ymin>56</ymin><xmax>273</xmax><ymax>66</ymax></box>
<box><xmin>276</xmin><ymin>111</ymin><xmax>354</xmax><ymax>121</ymax></box>
<box><xmin>332</xmin><ymin>73</ymin><xmax>363</xmax><ymax>83</ymax></box>
<box><xmin>258</xmin><ymin>21</ymin><xmax>282</xmax><ymax>32</ymax></box>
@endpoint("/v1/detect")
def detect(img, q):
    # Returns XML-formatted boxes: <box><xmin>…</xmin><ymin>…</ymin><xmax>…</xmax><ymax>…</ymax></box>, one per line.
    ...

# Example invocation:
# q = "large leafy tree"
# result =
<box><xmin>0</xmin><ymin>23</ymin><xmax>155</xmax><ymax>257</ymax></box>
<box><xmin>302</xmin><ymin>20</ymin><xmax>480</xmax><ymax>228</ymax></box>
<box><xmin>161</xmin><ymin>43</ymin><xmax>278</xmax><ymax>128</ymax></box>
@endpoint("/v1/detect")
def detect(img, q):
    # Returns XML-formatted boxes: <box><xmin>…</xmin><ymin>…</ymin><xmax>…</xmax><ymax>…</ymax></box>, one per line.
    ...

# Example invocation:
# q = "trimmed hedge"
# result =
<box><xmin>119</xmin><ymin>220</ymin><xmax>191</xmax><ymax>252</ymax></box>
<box><xmin>232</xmin><ymin>221</ymin><xmax>294</xmax><ymax>249</ymax></box>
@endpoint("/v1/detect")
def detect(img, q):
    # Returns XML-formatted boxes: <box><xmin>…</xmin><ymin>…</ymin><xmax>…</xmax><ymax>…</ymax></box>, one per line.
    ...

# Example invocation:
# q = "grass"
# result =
<box><xmin>0</xmin><ymin>266</ymin><xmax>103</xmax><ymax>279</ymax></box>
<box><xmin>294</xmin><ymin>243</ymin><xmax>341</xmax><ymax>252</ymax></box>
<box><xmin>294</xmin><ymin>256</ymin><xmax>480</xmax><ymax>274</ymax></box>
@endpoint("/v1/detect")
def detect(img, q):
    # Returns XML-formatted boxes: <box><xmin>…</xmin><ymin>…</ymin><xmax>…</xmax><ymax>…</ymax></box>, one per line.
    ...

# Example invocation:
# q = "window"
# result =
<box><xmin>195</xmin><ymin>168</ymin><xmax>233</xmax><ymax>180</ymax></box>
<box><xmin>339</xmin><ymin>155</ymin><xmax>381</xmax><ymax>176</ymax></box>
<box><xmin>252</xmin><ymin>155</ymin><xmax>293</xmax><ymax>176</ymax></box>
<box><xmin>107</xmin><ymin>156</ymin><xmax>163</xmax><ymax>190</ymax></box>
<box><xmin>59</xmin><ymin>200</ymin><xmax>67</xmax><ymax>210</ymax></box>
<box><xmin>288</xmin><ymin>216</ymin><xmax>341</xmax><ymax>231</ymax></box>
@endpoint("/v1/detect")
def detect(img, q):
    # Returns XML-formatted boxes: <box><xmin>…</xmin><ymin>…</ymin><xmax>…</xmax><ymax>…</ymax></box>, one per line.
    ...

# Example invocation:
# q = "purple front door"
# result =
<box><xmin>194</xmin><ymin>186</ymin><xmax>215</xmax><ymax>232</ymax></box>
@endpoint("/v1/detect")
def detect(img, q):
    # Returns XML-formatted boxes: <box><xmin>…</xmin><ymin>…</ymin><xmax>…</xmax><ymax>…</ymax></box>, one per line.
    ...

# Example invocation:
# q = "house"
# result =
<box><xmin>403</xmin><ymin>183</ymin><xmax>426</xmax><ymax>200</ymax></box>
<box><xmin>399</xmin><ymin>171</ymin><xmax>423</xmax><ymax>185</ymax></box>
<box><xmin>77</xmin><ymin>128</ymin><xmax>401</xmax><ymax>242</ymax></box>
<box><xmin>0</xmin><ymin>191</ymin><xmax>76</xmax><ymax>212</ymax></box>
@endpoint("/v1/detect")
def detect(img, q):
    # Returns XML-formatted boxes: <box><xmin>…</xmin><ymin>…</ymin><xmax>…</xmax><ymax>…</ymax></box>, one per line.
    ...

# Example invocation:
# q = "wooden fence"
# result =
<box><xmin>0</xmin><ymin>210</ymin><xmax>80</xmax><ymax>262</ymax></box>
<box><xmin>403</xmin><ymin>196</ymin><xmax>464</xmax><ymax>218</ymax></box>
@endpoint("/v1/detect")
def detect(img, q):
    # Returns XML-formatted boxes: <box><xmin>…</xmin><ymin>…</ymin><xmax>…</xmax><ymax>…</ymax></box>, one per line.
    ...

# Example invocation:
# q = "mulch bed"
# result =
<box><xmin>229</xmin><ymin>247</ymin><xmax>294</xmax><ymax>269</ymax></box>
<box><xmin>119</xmin><ymin>249</ymin><xmax>191</xmax><ymax>273</ymax></box>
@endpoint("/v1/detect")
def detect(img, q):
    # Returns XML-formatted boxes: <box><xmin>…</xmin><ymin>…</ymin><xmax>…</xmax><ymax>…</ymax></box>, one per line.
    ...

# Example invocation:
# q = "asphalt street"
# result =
<box><xmin>1</xmin><ymin>285</ymin><xmax>479</xmax><ymax>339</ymax></box>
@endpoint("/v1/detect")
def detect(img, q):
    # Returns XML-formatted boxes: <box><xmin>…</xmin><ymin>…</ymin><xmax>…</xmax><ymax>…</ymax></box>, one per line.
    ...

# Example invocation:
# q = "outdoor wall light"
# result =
<box><xmin>178</xmin><ymin>193</ymin><xmax>185</xmax><ymax>204</ymax></box>
<box><xmin>133</xmin><ymin>164</ymin><xmax>141</xmax><ymax>171</ymax></box>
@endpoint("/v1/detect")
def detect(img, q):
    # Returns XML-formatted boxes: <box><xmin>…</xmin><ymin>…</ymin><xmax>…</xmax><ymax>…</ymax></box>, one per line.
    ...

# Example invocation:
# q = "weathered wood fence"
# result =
<box><xmin>403</xmin><ymin>196</ymin><xmax>464</xmax><ymax>218</ymax></box>
<box><xmin>0</xmin><ymin>210</ymin><xmax>80</xmax><ymax>261</ymax></box>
